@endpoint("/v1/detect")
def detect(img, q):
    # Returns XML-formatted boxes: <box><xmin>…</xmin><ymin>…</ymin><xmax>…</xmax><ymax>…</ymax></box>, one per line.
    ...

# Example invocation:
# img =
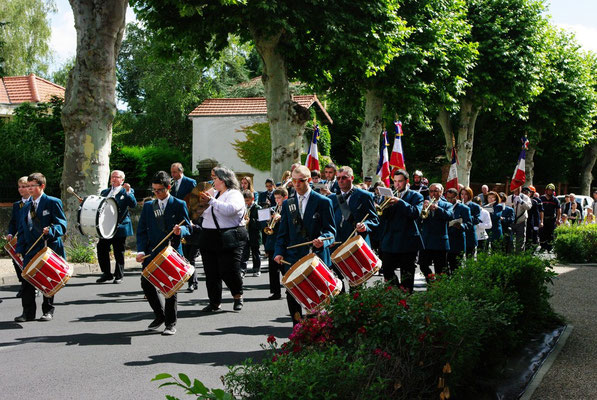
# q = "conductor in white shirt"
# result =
<box><xmin>198</xmin><ymin>167</ymin><xmax>248</xmax><ymax>312</ymax></box>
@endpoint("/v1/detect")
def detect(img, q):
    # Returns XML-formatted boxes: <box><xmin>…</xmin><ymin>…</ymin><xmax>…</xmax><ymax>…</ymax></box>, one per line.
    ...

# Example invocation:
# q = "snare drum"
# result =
<box><xmin>142</xmin><ymin>246</ymin><xmax>195</xmax><ymax>298</ymax></box>
<box><xmin>22</xmin><ymin>247</ymin><xmax>73</xmax><ymax>297</ymax></box>
<box><xmin>331</xmin><ymin>236</ymin><xmax>381</xmax><ymax>286</ymax></box>
<box><xmin>282</xmin><ymin>254</ymin><xmax>342</xmax><ymax>312</ymax></box>
<box><xmin>78</xmin><ymin>195</ymin><xmax>118</xmax><ymax>239</ymax></box>
<box><xmin>4</xmin><ymin>235</ymin><xmax>23</xmax><ymax>269</ymax></box>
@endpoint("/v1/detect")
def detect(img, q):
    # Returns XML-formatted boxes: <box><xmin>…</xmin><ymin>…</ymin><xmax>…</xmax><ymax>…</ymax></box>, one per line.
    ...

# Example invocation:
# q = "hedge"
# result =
<box><xmin>553</xmin><ymin>223</ymin><xmax>597</xmax><ymax>263</ymax></box>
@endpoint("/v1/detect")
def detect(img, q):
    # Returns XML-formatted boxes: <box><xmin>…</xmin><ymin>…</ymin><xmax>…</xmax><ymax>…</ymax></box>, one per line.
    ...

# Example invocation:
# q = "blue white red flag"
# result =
<box><xmin>377</xmin><ymin>129</ymin><xmax>391</xmax><ymax>186</ymax></box>
<box><xmin>510</xmin><ymin>137</ymin><xmax>528</xmax><ymax>191</ymax></box>
<box><xmin>446</xmin><ymin>147</ymin><xmax>458</xmax><ymax>190</ymax></box>
<box><xmin>389</xmin><ymin>120</ymin><xmax>406</xmax><ymax>170</ymax></box>
<box><xmin>305</xmin><ymin>125</ymin><xmax>320</xmax><ymax>172</ymax></box>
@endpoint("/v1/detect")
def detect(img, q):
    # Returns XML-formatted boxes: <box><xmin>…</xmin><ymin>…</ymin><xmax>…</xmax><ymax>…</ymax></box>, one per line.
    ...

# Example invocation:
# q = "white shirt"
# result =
<box><xmin>476</xmin><ymin>208</ymin><xmax>492</xmax><ymax>240</ymax></box>
<box><xmin>158</xmin><ymin>194</ymin><xmax>170</xmax><ymax>211</ymax></box>
<box><xmin>173</xmin><ymin>175</ymin><xmax>183</xmax><ymax>192</ymax></box>
<box><xmin>340</xmin><ymin>186</ymin><xmax>354</xmax><ymax>205</ymax></box>
<box><xmin>297</xmin><ymin>187</ymin><xmax>312</xmax><ymax>217</ymax></box>
<box><xmin>109</xmin><ymin>185</ymin><xmax>122</xmax><ymax>198</ymax></box>
<box><xmin>505</xmin><ymin>193</ymin><xmax>532</xmax><ymax>223</ymax></box>
<box><xmin>202</xmin><ymin>189</ymin><xmax>245</xmax><ymax>229</ymax></box>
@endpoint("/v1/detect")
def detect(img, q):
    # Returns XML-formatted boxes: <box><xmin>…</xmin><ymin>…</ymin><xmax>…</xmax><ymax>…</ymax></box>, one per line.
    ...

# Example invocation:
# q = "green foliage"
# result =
<box><xmin>232</xmin><ymin>123</ymin><xmax>271</xmax><ymax>172</ymax></box>
<box><xmin>153</xmin><ymin>373</ymin><xmax>234</xmax><ymax>400</ymax></box>
<box><xmin>553</xmin><ymin>224</ymin><xmax>597</xmax><ymax>263</ymax></box>
<box><xmin>65</xmin><ymin>238</ymin><xmax>96</xmax><ymax>264</ymax></box>
<box><xmin>50</xmin><ymin>57</ymin><xmax>75</xmax><ymax>88</ymax></box>
<box><xmin>0</xmin><ymin>236</ymin><xmax>8</xmax><ymax>257</ymax></box>
<box><xmin>110</xmin><ymin>142</ymin><xmax>191</xmax><ymax>194</ymax></box>
<box><xmin>219</xmin><ymin>252</ymin><xmax>559</xmax><ymax>399</ymax></box>
<box><xmin>0</xmin><ymin>99</ymin><xmax>64</xmax><ymax>198</ymax></box>
<box><xmin>0</xmin><ymin>0</ymin><xmax>55</xmax><ymax>76</ymax></box>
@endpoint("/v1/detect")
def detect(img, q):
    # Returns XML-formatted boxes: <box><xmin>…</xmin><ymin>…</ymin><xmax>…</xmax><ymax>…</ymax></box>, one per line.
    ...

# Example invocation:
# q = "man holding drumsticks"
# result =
<box><xmin>274</xmin><ymin>165</ymin><xmax>336</xmax><ymax>325</ymax></box>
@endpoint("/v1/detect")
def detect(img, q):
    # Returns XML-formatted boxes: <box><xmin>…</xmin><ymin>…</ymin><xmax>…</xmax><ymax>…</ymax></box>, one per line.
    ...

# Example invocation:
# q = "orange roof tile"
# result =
<box><xmin>0</xmin><ymin>74</ymin><xmax>65</xmax><ymax>105</ymax></box>
<box><xmin>189</xmin><ymin>95</ymin><xmax>333</xmax><ymax>124</ymax></box>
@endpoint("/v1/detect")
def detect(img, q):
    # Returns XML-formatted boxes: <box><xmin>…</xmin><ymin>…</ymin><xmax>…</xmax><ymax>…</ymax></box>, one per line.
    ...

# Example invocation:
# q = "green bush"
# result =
<box><xmin>553</xmin><ymin>224</ymin><xmax>597</xmax><ymax>263</ymax></box>
<box><xmin>66</xmin><ymin>238</ymin><xmax>96</xmax><ymax>263</ymax></box>
<box><xmin>0</xmin><ymin>236</ymin><xmax>9</xmax><ymax>257</ymax></box>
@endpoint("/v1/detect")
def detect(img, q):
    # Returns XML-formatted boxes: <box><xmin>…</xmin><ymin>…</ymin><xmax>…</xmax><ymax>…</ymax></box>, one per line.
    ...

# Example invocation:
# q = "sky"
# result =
<box><xmin>48</xmin><ymin>0</ymin><xmax>597</xmax><ymax>74</ymax></box>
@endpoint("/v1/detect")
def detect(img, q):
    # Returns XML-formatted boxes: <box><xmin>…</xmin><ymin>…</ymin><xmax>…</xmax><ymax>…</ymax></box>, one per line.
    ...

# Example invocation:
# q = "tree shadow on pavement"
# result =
<box><xmin>199</xmin><ymin>325</ymin><xmax>291</xmax><ymax>338</ymax></box>
<box><xmin>124</xmin><ymin>350</ymin><xmax>267</xmax><ymax>366</ymax></box>
<box><xmin>0</xmin><ymin>329</ymin><xmax>156</xmax><ymax>347</ymax></box>
<box><xmin>0</xmin><ymin>320</ymin><xmax>24</xmax><ymax>330</ymax></box>
<box><xmin>75</xmin><ymin>311</ymin><xmax>152</xmax><ymax>323</ymax></box>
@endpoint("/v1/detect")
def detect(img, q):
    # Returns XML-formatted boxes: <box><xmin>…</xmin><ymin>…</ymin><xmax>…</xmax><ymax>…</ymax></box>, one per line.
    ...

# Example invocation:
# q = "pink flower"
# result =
<box><xmin>398</xmin><ymin>299</ymin><xmax>408</xmax><ymax>308</ymax></box>
<box><xmin>267</xmin><ymin>335</ymin><xmax>276</xmax><ymax>344</ymax></box>
<box><xmin>353</xmin><ymin>292</ymin><xmax>360</xmax><ymax>300</ymax></box>
<box><xmin>272</xmin><ymin>355</ymin><xmax>278</xmax><ymax>362</ymax></box>
<box><xmin>358</xmin><ymin>326</ymin><xmax>367</xmax><ymax>334</ymax></box>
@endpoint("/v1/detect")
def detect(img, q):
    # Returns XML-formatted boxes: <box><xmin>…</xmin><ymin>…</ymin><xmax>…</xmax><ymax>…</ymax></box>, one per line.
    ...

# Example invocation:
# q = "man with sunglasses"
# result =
<box><xmin>274</xmin><ymin>165</ymin><xmax>336</xmax><ymax>325</ymax></box>
<box><xmin>136</xmin><ymin>171</ymin><xmax>190</xmax><ymax>335</ymax></box>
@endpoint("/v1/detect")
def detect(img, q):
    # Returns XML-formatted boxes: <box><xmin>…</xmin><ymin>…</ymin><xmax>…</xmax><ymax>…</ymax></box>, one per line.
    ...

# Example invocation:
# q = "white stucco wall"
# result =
<box><xmin>191</xmin><ymin>115</ymin><xmax>273</xmax><ymax>191</ymax></box>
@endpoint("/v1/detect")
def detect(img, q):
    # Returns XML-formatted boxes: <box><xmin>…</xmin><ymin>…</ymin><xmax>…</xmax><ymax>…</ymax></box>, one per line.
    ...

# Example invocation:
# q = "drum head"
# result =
<box><xmin>97</xmin><ymin>197</ymin><xmax>118</xmax><ymax>239</ymax></box>
<box><xmin>331</xmin><ymin>235</ymin><xmax>363</xmax><ymax>262</ymax></box>
<box><xmin>282</xmin><ymin>253</ymin><xmax>319</xmax><ymax>285</ymax></box>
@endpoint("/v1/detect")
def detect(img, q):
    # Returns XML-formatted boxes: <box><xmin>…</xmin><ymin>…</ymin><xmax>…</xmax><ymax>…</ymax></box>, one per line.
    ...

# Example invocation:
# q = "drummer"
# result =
<box><xmin>96</xmin><ymin>170</ymin><xmax>137</xmax><ymax>284</ymax></box>
<box><xmin>6</xmin><ymin>176</ymin><xmax>30</xmax><ymax>298</ymax></box>
<box><xmin>14</xmin><ymin>173</ymin><xmax>67</xmax><ymax>322</ymax></box>
<box><xmin>274</xmin><ymin>165</ymin><xmax>336</xmax><ymax>325</ymax></box>
<box><xmin>136</xmin><ymin>171</ymin><xmax>190</xmax><ymax>336</ymax></box>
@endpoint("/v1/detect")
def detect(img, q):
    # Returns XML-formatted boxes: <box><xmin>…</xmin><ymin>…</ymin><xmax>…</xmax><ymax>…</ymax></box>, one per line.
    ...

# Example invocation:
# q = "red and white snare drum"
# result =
<box><xmin>22</xmin><ymin>247</ymin><xmax>73</xmax><ymax>297</ymax></box>
<box><xmin>4</xmin><ymin>235</ymin><xmax>23</xmax><ymax>269</ymax></box>
<box><xmin>331</xmin><ymin>235</ymin><xmax>381</xmax><ymax>287</ymax></box>
<box><xmin>142</xmin><ymin>245</ymin><xmax>195</xmax><ymax>298</ymax></box>
<box><xmin>282</xmin><ymin>254</ymin><xmax>342</xmax><ymax>312</ymax></box>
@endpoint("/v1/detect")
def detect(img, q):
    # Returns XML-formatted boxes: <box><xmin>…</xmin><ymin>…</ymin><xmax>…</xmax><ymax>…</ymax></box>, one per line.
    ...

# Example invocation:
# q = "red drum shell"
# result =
<box><xmin>142</xmin><ymin>246</ymin><xmax>195</xmax><ymax>298</ymax></box>
<box><xmin>331</xmin><ymin>235</ymin><xmax>381</xmax><ymax>287</ymax></box>
<box><xmin>4</xmin><ymin>235</ymin><xmax>23</xmax><ymax>269</ymax></box>
<box><xmin>22</xmin><ymin>247</ymin><xmax>72</xmax><ymax>297</ymax></box>
<box><xmin>282</xmin><ymin>253</ymin><xmax>342</xmax><ymax>312</ymax></box>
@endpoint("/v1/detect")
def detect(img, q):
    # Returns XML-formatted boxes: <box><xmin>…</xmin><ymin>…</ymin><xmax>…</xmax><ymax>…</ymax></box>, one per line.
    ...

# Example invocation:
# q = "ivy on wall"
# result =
<box><xmin>232</xmin><ymin>122</ymin><xmax>272</xmax><ymax>171</ymax></box>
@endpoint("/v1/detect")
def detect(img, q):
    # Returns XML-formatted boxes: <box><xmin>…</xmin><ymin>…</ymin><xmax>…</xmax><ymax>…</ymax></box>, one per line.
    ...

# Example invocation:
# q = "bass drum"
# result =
<box><xmin>77</xmin><ymin>195</ymin><xmax>119</xmax><ymax>239</ymax></box>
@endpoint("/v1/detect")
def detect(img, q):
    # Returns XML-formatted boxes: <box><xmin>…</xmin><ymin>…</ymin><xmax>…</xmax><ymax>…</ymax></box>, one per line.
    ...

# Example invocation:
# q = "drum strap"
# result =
<box><xmin>152</xmin><ymin>200</ymin><xmax>167</xmax><ymax>234</ymax></box>
<box><xmin>335</xmin><ymin>193</ymin><xmax>353</xmax><ymax>228</ymax></box>
<box><xmin>288</xmin><ymin>197</ymin><xmax>309</xmax><ymax>240</ymax></box>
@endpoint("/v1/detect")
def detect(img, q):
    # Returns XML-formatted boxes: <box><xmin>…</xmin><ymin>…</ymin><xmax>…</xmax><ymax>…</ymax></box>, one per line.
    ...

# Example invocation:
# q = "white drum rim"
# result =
<box><xmin>77</xmin><ymin>196</ymin><xmax>119</xmax><ymax>239</ymax></box>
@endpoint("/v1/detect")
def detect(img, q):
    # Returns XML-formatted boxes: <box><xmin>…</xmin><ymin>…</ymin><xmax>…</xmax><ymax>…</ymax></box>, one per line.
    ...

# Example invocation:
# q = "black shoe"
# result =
<box><xmin>268</xmin><ymin>293</ymin><xmax>282</xmax><ymax>300</ymax></box>
<box><xmin>147</xmin><ymin>317</ymin><xmax>165</xmax><ymax>330</ymax></box>
<box><xmin>233</xmin><ymin>298</ymin><xmax>244</xmax><ymax>311</ymax></box>
<box><xmin>96</xmin><ymin>275</ymin><xmax>112</xmax><ymax>283</ymax></box>
<box><xmin>16</xmin><ymin>290</ymin><xmax>22</xmax><ymax>298</ymax></box>
<box><xmin>201</xmin><ymin>304</ymin><xmax>221</xmax><ymax>312</ymax></box>
<box><xmin>113</xmin><ymin>278</ymin><xmax>123</xmax><ymax>284</ymax></box>
<box><xmin>14</xmin><ymin>314</ymin><xmax>35</xmax><ymax>322</ymax></box>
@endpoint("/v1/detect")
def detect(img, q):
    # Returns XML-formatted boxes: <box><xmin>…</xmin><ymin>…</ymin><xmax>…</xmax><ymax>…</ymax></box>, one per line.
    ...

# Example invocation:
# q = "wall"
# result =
<box><xmin>191</xmin><ymin>115</ymin><xmax>273</xmax><ymax>191</ymax></box>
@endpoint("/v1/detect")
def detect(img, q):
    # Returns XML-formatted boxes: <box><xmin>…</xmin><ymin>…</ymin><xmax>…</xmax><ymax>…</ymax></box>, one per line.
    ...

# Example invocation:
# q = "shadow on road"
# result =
<box><xmin>0</xmin><ymin>329</ymin><xmax>156</xmax><ymax>347</ymax></box>
<box><xmin>124</xmin><ymin>349</ymin><xmax>267</xmax><ymax>366</ymax></box>
<box><xmin>199</xmin><ymin>325</ymin><xmax>292</xmax><ymax>338</ymax></box>
<box><xmin>0</xmin><ymin>320</ymin><xmax>24</xmax><ymax>330</ymax></box>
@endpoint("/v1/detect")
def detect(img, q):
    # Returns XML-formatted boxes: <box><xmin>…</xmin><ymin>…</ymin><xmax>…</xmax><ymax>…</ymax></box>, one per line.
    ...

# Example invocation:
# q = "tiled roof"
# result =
<box><xmin>189</xmin><ymin>95</ymin><xmax>333</xmax><ymax>124</ymax></box>
<box><xmin>0</xmin><ymin>74</ymin><xmax>65</xmax><ymax>104</ymax></box>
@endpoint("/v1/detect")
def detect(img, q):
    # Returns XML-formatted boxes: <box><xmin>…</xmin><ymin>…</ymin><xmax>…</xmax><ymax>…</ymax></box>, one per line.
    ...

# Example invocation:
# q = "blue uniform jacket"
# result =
<box><xmin>136</xmin><ymin>196</ymin><xmax>190</xmax><ymax>267</ymax></box>
<box><xmin>274</xmin><ymin>190</ymin><xmax>336</xmax><ymax>271</ymax></box>
<box><xmin>258</xmin><ymin>190</ymin><xmax>276</xmax><ymax>208</ymax></box>
<box><xmin>487</xmin><ymin>203</ymin><xmax>504</xmax><ymax>242</ymax></box>
<box><xmin>171</xmin><ymin>176</ymin><xmax>197</xmax><ymax>200</ymax></box>
<box><xmin>328</xmin><ymin>188</ymin><xmax>379</xmax><ymax>246</ymax></box>
<box><xmin>379</xmin><ymin>190</ymin><xmax>424</xmax><ymax>254</ymax></box>
<box><xmin>8</xmin><ymin>199</ymin><xmax>29</xmax><ymax>236</ymax></box>
<box><xmin>464</xmin><ymin>201</ymin><xmax>481</xmax><ymax>250</ymax></box>
<box><xmin>421</xmin><ymin>198</ymin><xmax>454</xmax><ymax>251</ymax></box>
<box><xmin>500</xmin><ymin>205</ymin><xmax>515</xmax><ymax>231</ymax></box>
<box><xmin>100</xmin><ymin>187</ymin><xmax>137</xmax><ymax>237</ymax></box>
<box><xmin>448</xmin><ymin>202</ymin><xmax>472</xmax><ymax>254</ymax></box>
<box><xmin>16</xmin><ymin>194</ymin><xmax>67</xmax><ymax>265</ymax></box>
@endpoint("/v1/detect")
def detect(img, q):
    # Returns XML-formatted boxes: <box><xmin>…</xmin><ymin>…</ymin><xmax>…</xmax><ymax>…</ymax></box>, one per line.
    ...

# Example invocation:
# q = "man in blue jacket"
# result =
<box><xmin>136</xmin><ymin>171</ymin><xmax>190</xmax><ymax>335</ymax></box>
<box><xmin>378</xmin><ymin>169</ymin><xmax>424</xmax><ymax>293</ymax></box>
<box><xmin>419</xmin><ymin>183</ymin><xmax>454</xmax><ymax>281</ymax></box>
<box><xmin>96</xmin><ymin>170</ymin><xmax>137</xmax><ymax>284</ymax></box>
<box><xmin>445</xmin><ymin>188</ymin><xmax>472</xmax><ymax>273</ymax></box>
<box><xmin>274</xmin><ymin>165</ymin><xmax>336</xmax><ymax>325</ymax></box>
<box><xmin>6</xmin><ymin>176</ymin><xmax>30</xmax><ymax>297</ymax></box>
<box><xmin>460</xmin><ymin>187</ymin><xmax>481</xmax><ymax>257</ymax></box>
<box><xmin>14</xmin><ymin>173</ymin><xmax>67</xmax><ymax>322</ymax></box>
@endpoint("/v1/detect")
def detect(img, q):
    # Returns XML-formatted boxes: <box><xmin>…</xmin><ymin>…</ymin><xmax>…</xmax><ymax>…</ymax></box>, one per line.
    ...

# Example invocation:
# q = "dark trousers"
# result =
<box><xmin>540</xmin><ymin>219</ymin><xmax>556</xmax><ymax>251</ymax></box>
<box><xmin>183</xmin><ymin>243</ymin><xmax>200</xmax><ymax>287</ymax></box>
<box><xmin>268</xmin><ymin>254</ymin><xmax>283</xmax><ymax>296</ymax></box>
<box><xmin>447</xmin><ymin>252</ymin><xmax>463</xmax><ymax>274</ymax></box>
<box><xmin>286</xmin><ymin>290</ymin><xmax>303</xmax><ymax>326</ymax></box>
<box><xmin>419</xmin><ymin>249</ymin><xmax>447</xmax><ymax>280</ymax></box>
<box><xmin>141</xmin><ymin>275</ymin><xmax>177</xmax><ymax>326</ymax></box>
<box><xmin>22</xmin><ymin>280</ymin><xmax>54</xmax><ymax>318</ymax></box>
<box><xmin>380</xmin><ymin>252</ymin><xmax>417</xmax><ymax>293</ymax></box>
<box><xmin>13</xmin><ymin>260</ymin><xmax>24</xmax><ymax>283</ymax></box>
<box><xmin>240</xmin><ymin>243</ymin><xmax>261</xmax><ymax>272</ymax></box>
<box><xmin>200</xmin><ymin>245</ymin><xmax>244</xmax><ymax>306</ymax></box>
<box><xmin>97</xmin><ymin>236</ymin><xmax>126</xmax><ymax>280</ymax></box>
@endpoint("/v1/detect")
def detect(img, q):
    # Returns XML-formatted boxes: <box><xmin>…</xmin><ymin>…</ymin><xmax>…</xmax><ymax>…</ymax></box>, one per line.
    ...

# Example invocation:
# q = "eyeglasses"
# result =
<box><xmin>292</xmin><ymin>178</ymin><xmax>308</xmax><ymax>183</ymax></box>
<box><xmin>151</xmin><ymin>188</ymin><xmax>167</xmax><ymax>194</ymax></box>
<box><xmin>26</xmin><ymin>184</ymin><xmax>40</xmax><ymax>188</ymax></box>
<box><xmin>337</xmin><ymin>176</ymin><xmax>351</xmax><ymax>181</ymax></box>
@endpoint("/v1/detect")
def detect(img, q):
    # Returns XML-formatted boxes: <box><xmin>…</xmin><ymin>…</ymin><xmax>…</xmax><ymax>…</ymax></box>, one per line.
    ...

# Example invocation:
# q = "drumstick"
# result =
<box><xmin>348</xmin><ymin>215</ymin><xmax>369</xmax><ymax>239</ymax></box>
<box><xmin>142</xmin><ymin>219</ymin><xmax>187</xmax><ymax>260</ymax></box>
<box><xmin>66</xmin><ymin>186</ymin><xmax>83</xmax><ymax>203</ymax></box>
<box><xmin>286</xmin><ymin>240</ymin><xmax>314</xmax><ymax>250</ymax></box>
<box><xmin>280</xmin><ymin>260</ymin><xmax>291</xmax><ymax>265</ymax></box>
<box><xmin>25</xmin><ymin>232</ymin><xmax>45</xmax><ymax>255</ymax></box>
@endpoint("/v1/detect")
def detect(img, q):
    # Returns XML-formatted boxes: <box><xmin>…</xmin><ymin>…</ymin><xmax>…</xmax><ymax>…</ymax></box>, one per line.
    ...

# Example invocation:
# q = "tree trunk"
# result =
<box><xmin>580</xmin><ymin>140</ymin><xmax>597</xmax><ymax>195</ymax></box>
<box><xmin>525</xmin><ymin>146</ymin><xmax>536</xmax><ymax>185</ymax></box>
<box><xmin>437</xmin><ymin>95</ymin><xmax>480</xmax><ymax>187</ymax></box>
<box><xmin>253</xmin><ymin>29</ymin><xmax>310</xmax><ymax>182</ymax></box>
<box><xmin>61</xmin><ymin>0</ymin><xmax>127</xmax><ymax>235</ymax></box>
<box><xmin>361</xmin><ymin>88</ymin><xmax>384</xmax><ymax>180</ymax></box>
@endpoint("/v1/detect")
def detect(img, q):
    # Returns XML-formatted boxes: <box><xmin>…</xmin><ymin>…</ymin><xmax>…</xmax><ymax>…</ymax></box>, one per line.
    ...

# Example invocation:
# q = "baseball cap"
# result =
<box><xmin>364</xmin><ymin>176</ymin><xmax>372</xmax><ymax>182</ymax></box>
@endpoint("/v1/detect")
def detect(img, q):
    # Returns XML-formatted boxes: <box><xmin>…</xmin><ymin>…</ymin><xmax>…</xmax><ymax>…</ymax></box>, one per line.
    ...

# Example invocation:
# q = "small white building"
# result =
<box><xmin>188</xmin><ymin>95</ymin><xmax>332</xmax><ymax>190</ymax></box>
<box><xmin>0</xmin><ymin>74</ymin><xmax>65</xmax><ymax>119</ymax></box>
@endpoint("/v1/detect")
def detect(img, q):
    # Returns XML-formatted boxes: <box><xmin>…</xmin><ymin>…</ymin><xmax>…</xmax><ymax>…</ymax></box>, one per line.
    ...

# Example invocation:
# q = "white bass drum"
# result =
<box><xmin>77</xmin><ymin>195</ymin><xmax>119</xmax><ymax>239</ymax></box>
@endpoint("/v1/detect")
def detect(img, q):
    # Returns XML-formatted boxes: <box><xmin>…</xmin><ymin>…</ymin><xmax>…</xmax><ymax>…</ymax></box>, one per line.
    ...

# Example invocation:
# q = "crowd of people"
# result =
<box><xmin>6</xmin><ymin>162</ymin><xmax>597</xmax><ymax>334</ymax></box>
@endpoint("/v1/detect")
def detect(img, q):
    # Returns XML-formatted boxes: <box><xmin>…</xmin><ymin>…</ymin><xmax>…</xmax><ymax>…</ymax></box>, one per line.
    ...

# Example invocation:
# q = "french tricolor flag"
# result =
<box><xmin>305</xmin><ymin>124</ymin><xmax>320</xmax><ymax>172</ymax></box>
<box><xmin>377</xmin><ymin>129</ymin><xmax>391</xmax><ymax>186</ymax></box>
<box><xmin>446</xmin><ymin>147</ymin><xmax>459</xmax><ymax>190</ymax></box>
<box><xmin>510</xmin><ymin>137</ymin><xmax>529</xmax><ymax>191</ymax></box>
<box><xmin>389</xmin><ymin>120</ymin><xmax>406</xmax><ymax>170</ymax></box>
